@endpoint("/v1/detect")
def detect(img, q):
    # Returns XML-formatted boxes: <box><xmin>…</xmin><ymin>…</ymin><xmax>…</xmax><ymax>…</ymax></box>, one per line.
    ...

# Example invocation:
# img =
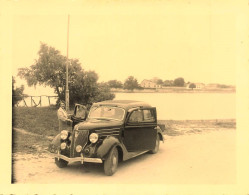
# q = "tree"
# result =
<box><xmin>163</xmin><ymin>80</ymin><xmax>174</xmax><ymax>87</ymax></box>
<box><xmin>156</xmin><ymin>79</ymin><xmax>164</xmax><ymax>85</ymax></box>
<box><xmin>173</xmin><ymin>77</ymin><xmax>185</xmax><ymax>87</ymax></box>
<box><xmin>18</xmin><ymin>43</ymin><xmax>114</xmax><ymax>107</ymax></box>
<box><xmin>123</xmin><ymin>76</ymin><xmax>140</xmax><ymax>91</ymax></box>
<box><xmin>107</xmin><ymin>80</ymin><xmax>123</xmax><ymax>88</ymax></box>
<box><xmin>12</xmin><ymin>76</ymin><xmax>25</xmax><ymax>106</ymax></box>
<box><xmin>189</xmin><ymin>83</ymin><xmax>196</xmax><ymax>90</ymax></box>
<box><xmin>93</xmin><ymin>82</ymin><xmax>115</xmax><ymax>102</ymax></box>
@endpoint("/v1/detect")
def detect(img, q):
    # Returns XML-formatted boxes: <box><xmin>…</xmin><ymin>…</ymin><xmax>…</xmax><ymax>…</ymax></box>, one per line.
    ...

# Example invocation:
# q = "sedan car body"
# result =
<box><xmin>50</xmin><ymin>100</ymin><xmax>165</xmax><ymax>176</ymax></box>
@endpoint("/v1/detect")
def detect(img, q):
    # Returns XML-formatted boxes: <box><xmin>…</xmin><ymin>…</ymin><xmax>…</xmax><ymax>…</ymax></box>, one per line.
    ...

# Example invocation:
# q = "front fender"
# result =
<box><xmin>48</xmin><ymin>134</ymin><xmax>61</xmax><ymax>153</ymax></box>
<box><xmin>96</xmin><ymin>136</ymin><xmax>120</xmax><ymax>159</ymax></box>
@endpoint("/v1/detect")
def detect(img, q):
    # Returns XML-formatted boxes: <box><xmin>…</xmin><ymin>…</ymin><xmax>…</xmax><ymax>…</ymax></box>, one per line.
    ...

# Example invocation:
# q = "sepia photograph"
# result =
<box><xmin>1</xmin><ymin>0</ymin><xmax>249</xmax><ymax>194</ymax></box>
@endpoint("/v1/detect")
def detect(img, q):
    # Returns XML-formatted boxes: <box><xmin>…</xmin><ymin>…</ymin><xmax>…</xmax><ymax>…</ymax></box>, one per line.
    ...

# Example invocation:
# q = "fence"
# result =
<box><xmin>13</xmin><ymin>95</ymin><xmax>58</xmax><ymax>107</ymax></box>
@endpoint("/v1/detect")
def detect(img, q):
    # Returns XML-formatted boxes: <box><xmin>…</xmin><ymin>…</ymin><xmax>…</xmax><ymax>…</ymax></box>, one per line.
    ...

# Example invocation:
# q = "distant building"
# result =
<box><xmin>206</xmin><ymin>83</ymin><xmax>219</xmax><ymax>88</ymax></box>
<box><xmin>140</xmin><ymin>79</ymin><xmax>162</xmax><ymax>88</ymax></box>
<box><xmin>195</xmin><ymin>83</ymin><xmax>205</xmax><ymax>89</ymax></box>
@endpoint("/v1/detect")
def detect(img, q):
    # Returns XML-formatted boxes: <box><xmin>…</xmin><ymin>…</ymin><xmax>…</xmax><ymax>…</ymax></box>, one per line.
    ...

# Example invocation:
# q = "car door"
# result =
<box><xmin>71</xmin><ymin>104</ymin><xmax>88</xmax><ymax>128</ymax></box>
<box><xmin>123</xmin><ymin>107</ymin><xmax>157</xmax><ymax>152</ymax></box>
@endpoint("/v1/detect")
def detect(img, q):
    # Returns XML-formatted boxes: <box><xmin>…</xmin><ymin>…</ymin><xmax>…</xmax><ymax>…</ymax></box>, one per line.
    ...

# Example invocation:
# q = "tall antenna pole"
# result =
<box><xmin>65</xmin><ymin>14</ymin><xmax>70</xmax><ymax>111</ymax></box>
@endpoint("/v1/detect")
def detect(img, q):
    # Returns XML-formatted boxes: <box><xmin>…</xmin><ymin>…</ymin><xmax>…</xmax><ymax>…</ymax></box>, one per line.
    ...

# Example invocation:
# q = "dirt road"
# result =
<box><xmin>12</xmin><ymin>129</ymin><xmax>236</xmax><ymax>184</ymax></box>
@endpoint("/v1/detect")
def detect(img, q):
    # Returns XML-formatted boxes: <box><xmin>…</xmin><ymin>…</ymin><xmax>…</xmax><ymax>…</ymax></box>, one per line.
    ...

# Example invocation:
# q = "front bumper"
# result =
<box><xmin>55</xmin><ymin>151</ymin><xmax>103</xmax><ymax>164</ymax></box>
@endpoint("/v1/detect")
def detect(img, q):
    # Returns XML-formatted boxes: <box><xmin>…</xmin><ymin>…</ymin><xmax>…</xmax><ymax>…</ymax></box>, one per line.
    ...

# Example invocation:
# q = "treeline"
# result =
<box><xmin>106</xmin><ymin>77</ymin><xmax>186</xmax><ymax>89</ymax></box>
<box><xmin>106</xmin><ymin>77</ymin><xmax>233</xmax><ymax>90</ymax></box>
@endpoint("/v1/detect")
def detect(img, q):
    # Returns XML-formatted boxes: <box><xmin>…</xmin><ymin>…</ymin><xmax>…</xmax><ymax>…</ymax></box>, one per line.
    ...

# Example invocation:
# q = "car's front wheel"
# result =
<box><xmin>55</xmin><ymin>158</ymin><xmax>68</xmax><ymax>168</ymax></box>
<box><xmin>104</xmin><ymin>147</ymin><xmax>118</xmax><ymax>176</ymax></box>
<box><xmin>149</xmin><ymin>134</ymin><xmax>160</xmax><ymax>154</ymax></box>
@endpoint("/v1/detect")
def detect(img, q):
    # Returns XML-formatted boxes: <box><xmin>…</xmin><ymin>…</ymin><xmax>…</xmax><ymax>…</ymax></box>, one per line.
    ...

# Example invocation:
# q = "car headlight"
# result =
<box><xmin>76</xmin><ymin>145</ymin><xmax>82</xmax><ymax>152</ymax></box>
<box><xmin>61</xmin><ymin>130</ymin><xmax>69</xmax><ymax>140</ymax></box>
<box><xmin>89</xmin><ymin>133</ymin><xmax>98</xmax><ymax>143</ymax></box>
<box><xmin>60</xmin><ymin>142</ymin><xmax>67</xmax><ymax>150</ymax></box>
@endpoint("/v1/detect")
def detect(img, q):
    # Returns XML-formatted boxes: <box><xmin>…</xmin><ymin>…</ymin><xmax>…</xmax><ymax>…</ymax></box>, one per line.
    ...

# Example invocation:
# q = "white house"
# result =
<box><xmin>195</xmin><ymin>83</ymin><xmax>205</xmax><ymax>89</ymax></box>
<box><xmin>140</xmin><ymin>79</ymin><xmax>162</xmax><ymax>88</ymax></box>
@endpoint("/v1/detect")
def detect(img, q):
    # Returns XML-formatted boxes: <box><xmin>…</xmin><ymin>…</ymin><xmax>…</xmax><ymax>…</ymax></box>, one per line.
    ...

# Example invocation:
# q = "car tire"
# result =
<box><xmin>55</xmin><ymin>158</ymin><xmax>68</xmax><ymax>168</ymax></box>
<box><xmin>104</xmin><ymin>147</ymin><xmax>118</xmax><ymax>176</ymax></box>
<box><xmin>149</xmin><ymin>134</ymin><xmax>160</xmax><ymax>154</ymax></box>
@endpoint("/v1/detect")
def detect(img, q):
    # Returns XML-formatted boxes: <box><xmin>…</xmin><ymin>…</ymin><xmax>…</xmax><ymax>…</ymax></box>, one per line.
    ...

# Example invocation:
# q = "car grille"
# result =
<box><xmin>72</xmin><ymin>130</ymin><xmax>89</xmax><ymax>157</ymax></box>
<box><xmin>95</xmin><ymin>128</ymin><xmax>120</xmax><ymax>137</ymax></box>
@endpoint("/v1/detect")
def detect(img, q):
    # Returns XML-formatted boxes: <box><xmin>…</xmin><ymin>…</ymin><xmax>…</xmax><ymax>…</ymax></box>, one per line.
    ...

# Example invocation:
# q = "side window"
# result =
<box><xmin>128</xmin><ymin>110</ymin><xmax>143</xmax><ymax>123</ymax></box>
<box><xmin>128</xmin><ymin>108</ymin><xmax>156</xmax><ymax>123</ymax></box>
<box><xmin>143</xmin><ymin>109</ymin><xmax>155</xmax><ymax>122</ymax></box>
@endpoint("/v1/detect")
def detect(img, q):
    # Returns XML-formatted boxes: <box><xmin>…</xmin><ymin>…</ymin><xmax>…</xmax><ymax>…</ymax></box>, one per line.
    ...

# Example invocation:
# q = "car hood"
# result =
<box><xmin>76</xmin><ymin>118</ymin><xmax>123</xmax><ymax>130</ymax></box>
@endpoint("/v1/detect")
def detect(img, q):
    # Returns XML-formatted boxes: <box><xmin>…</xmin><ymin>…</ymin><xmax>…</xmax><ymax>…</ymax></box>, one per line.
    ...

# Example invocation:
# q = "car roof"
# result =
<box><xmin>92</xmin><ymin>100</ymin><xmax>152</xmax><ymax>110</ymax></box>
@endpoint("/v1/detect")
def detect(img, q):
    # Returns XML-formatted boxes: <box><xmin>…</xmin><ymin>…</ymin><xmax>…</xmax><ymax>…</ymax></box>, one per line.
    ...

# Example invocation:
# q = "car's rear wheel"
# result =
<box><xmin>104</xmin><ymin>147</ymin><xmax>118</xmax><ymax>176</ymax></box>
<box><xmin>55</xmin><ymin>158</ymin><xmax>68</xmax><ymax>168</ymax></box>
<box><xmin>149</xmin><ymin>134</ymin><xmax>160</xmax><ymax>154</ymax></box>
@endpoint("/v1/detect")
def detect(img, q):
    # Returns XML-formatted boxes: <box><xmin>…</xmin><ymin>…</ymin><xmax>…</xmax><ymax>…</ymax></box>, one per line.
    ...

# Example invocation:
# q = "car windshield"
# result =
<box><xmin>88</xmin><ymin>106</ymin><xmax>125</xmax><ymax>121</ymax></box>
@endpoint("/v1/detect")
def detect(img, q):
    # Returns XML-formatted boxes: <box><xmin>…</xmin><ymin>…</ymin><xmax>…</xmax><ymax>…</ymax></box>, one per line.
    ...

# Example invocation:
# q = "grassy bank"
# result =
<box><xmin>12</xmin><ymin>106</ymin><xmax>71</xmax><ymax>137</ymax></box>
<box><xmin>13</xmin><ymin>131</ymin><xmax>50</xmax><ymax>154</ymax></box>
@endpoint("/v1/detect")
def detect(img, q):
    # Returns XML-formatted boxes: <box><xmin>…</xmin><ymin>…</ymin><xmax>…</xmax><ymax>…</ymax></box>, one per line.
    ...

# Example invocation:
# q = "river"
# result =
<box><xmin>17</xmin><ymin>92</ymin><xmax>235</xmax><ymax>120</ymax></box>
<box><xmin>114</xmin><ymin>93</ymin><xmax>236</xmax><ymax>120</ymax></box>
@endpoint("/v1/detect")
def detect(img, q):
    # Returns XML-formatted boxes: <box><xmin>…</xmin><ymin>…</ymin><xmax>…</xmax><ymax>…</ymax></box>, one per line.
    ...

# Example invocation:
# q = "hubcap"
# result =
<box><xmin>113</xmin><ymin>156</ymin><xmax>117</xmax><ymax>165</ymax></box>
<box><xmin>112</xmin><ymin>155</ymin><xmax>117</xmax><ymax>171</ymax></box>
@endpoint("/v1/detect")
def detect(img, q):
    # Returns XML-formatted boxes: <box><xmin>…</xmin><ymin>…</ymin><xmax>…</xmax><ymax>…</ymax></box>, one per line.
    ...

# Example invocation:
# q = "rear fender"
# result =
<box><xmin>49</xmin><ymin>134</ymin><xmax>61</xmax><ymax>153</ymax></box>
<box><xmin>158</xmin><ymin>132</ymin><xmax>164</xmax><ymax>143</ymax></box>
<box><xmin>156</xmin><ymin>125</ymin><xmax>165</xmax><ymax>143</ymax></box>
<box><xmin>96</xmin><ymin>136</ymin><xmax>121</xmax><ymax>159</ymax></box>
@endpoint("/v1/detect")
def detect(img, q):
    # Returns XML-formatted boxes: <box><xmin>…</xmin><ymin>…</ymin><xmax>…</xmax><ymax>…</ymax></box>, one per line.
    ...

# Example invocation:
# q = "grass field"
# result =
<box><xmin>13</xmin><ymin>106</ymin><xmax>70</xmax><ymax>137</ymax></box>
<box><xmin>13</xmin><ymin>131</ymin><xmax>50</xmax><ymax>154</ymax></box>
<box><xmin>12</xmin><ymin>106</ymin><xmax>236</xmax><ymax>153</ymax></box>
<box><xmin>12</xmin><ymin>106</ymin><xmax>61</xmax><ymax>153</ymax></box>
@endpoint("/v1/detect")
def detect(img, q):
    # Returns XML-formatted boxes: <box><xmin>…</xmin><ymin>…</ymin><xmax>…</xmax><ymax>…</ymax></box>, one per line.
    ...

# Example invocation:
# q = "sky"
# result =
<box><xmin>7</xmin><ymin>0</ymin><xmax>240</xmax><ymax>95</ymax></box>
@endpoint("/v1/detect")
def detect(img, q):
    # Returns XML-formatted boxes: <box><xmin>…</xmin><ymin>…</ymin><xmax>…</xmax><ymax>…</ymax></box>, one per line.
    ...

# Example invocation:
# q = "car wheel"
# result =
<box><xmin>55</xmin><ymin>158</ymin><xmax>68</xmax><ymax>168</ymax></box>
<box><xmin>104</xmin><ymin>147</ymin><xmax>118</xmax><ymax>176</ymax></box>
<box><xmin>149</xmin><ymin>134</ymin><xmax>160</xmax><ymax>154</ymax></box>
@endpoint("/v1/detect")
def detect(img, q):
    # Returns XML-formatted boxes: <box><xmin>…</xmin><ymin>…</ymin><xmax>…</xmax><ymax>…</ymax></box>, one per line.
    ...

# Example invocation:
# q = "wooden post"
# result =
<box><xmin>66</xmin><ymin>14</ymin><xmax>70</xmax><ymax>111</ymax></box>
<box><xmin>31</xmin><ymin>96</ymin><xmax>33</xmax><ymax>107</ymax></box>
<box><xmin>32</xmin><ymin>98</ymin><xmax>37</xmax><ymax>107</ymax></box>
<box><xmin>23</xmin><ymin>97</ymin><xmax>28</xmax><ymax>107</ymax></box>
<box><xmin>48</xmin><ymin>96</ymin><xmax>50</xmax><ymax>106</ymax></box>
<box><xmin>40</xmin><ymin>96</ymin><xmax>42</xmax><ymax>107</ymax></box>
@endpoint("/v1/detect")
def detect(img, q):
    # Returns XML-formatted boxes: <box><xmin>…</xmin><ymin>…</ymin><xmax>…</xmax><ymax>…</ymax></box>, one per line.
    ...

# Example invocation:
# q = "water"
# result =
<box><xmin>17</xmin><ymin>92</ymin><xmax>236</xmax><ymax>120</ymax></box>
<box><xmin>114</xmin><ymin>93</ymin><xmax>236</xmax><ymax>120</ymax></box>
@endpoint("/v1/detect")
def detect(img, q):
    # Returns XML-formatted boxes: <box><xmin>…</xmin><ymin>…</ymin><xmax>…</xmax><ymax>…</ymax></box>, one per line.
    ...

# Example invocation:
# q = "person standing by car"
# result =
<box><xmin>57</xmin><ymin>101</ymin><xmax>72</xmax><ymax>131</ymax></box>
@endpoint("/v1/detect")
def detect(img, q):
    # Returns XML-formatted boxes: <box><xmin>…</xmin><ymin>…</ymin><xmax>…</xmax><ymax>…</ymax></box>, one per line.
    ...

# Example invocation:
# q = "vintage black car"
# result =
<box><xmin>50</xmin><ymin>100</ymin><xmax>165</xmax><ymax>176</ymax></box>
